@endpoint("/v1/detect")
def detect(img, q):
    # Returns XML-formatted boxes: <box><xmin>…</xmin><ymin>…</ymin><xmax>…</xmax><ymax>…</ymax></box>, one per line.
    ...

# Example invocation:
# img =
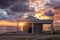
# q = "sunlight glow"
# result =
<box><xmin>19</xmin><ymin>22</ymin><xmax>25</xmax><ymax>26</ymax></box>
<box><xmin>19</xmin><ymin>22</ymin><xmax>26</xmax><ymax>31</ymax></box>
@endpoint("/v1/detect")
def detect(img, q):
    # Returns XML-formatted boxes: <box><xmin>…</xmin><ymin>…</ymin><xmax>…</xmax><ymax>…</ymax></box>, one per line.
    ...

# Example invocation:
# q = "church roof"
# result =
<box><xmin>26</xmin><ymin>16</ymin><xmax>53</xmax><ymax>24</ymax></box>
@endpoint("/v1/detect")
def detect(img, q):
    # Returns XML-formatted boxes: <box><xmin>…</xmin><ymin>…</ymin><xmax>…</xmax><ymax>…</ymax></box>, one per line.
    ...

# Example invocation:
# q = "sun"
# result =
<box><xmin>19</xmin><ymin>22</ymin><xmax>25</xmax><ymax>26</ymax></box>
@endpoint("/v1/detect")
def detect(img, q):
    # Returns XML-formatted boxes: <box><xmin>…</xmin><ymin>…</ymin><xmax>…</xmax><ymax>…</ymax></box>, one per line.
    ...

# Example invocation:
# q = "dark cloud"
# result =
<box><xmin>10</xmin><ymin>0</ymin><xmax>32</xmax><ymax>12</ymax></box>
<box><xmin>0</xmin><ymin>0</ymin><xmax>16</xmax><ymax>8</ymax></box>
<box><xmin>0</xmin><ymin>0</ymin><xmax>32</xmax><ymax>12</ymax></box>
<box><xmin>0</xmin><ymin>0</ymin><xmax>33</xmax><ymax>20</ymax></box>
<box><xmin>10</xmin><ymin>4</ymin><xmax>29</xmax><ymax>12</ymax></box>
